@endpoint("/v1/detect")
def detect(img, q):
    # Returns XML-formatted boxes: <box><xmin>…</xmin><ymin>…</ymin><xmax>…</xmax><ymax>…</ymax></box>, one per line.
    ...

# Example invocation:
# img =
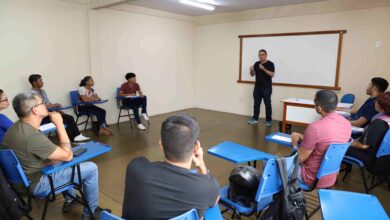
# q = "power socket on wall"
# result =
<box><xmin>375</xmin><ymin>40</ymin><xmax>382</xmax><ymax>48</ymax></box>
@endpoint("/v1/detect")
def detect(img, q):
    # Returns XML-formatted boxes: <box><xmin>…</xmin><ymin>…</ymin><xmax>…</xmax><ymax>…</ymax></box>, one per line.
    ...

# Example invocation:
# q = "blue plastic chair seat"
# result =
<box><xmin>219</xmin><ymin>186</ymin><xmax>254</xmax><ymax>215</ymax></box>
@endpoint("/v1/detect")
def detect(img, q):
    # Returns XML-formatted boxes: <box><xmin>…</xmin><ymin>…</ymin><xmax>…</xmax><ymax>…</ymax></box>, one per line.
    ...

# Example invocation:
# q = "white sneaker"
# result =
<box><xmin>141</xmin><ymin>113</ymin><xmax>149</xmax><ymax>121</ymax></box>
<box><xmin>74</xmin><ymin>134</ymin><xmax>90</xmax><ymax>142</ymax></box>
<box><xmin>137</xmin><ymin>124</ymin><xmax>146</xmax><ymax>130</ymax></box>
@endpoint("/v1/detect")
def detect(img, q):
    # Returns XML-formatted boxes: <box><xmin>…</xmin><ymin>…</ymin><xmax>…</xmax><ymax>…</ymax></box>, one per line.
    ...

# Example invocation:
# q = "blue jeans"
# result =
<box><xmin>33</xmin><ymin>162</ymin><xmax>99</xmax><ymax>216</ymax></box>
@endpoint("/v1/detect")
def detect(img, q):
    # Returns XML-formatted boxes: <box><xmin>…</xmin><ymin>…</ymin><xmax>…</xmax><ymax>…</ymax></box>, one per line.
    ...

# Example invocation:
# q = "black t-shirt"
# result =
<box><xmin>122</xmin><ymin>157</ymin><xmax>220</xmax><ymax>220</ymax></box>
<box><xmin>253</xmin><ymin>60</ymin><xmax>275</xmax><ymax>88</ymax></box>
<box><xmin>346</xmin><ymin>119</ymin><xmax>389</xmax><ymax>168</ymax></box>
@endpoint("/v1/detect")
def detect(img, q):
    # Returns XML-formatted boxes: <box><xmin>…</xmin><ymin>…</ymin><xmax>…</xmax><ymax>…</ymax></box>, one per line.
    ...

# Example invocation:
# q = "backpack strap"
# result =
<box><xmin>290</xmin><ymin>153</ymin><xmax>300</xmax><ymax>182</ymax></box>
<box><xmin>276</xmin><ymin>157</ymin><xmax>289</xmax><ymax>196</ymax></box>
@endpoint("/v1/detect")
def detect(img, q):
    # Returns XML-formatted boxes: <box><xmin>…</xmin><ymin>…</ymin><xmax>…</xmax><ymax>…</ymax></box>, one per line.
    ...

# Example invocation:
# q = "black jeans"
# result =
<box><xmin>253</xmin><ymin>86</ymin><xmax>272</xmax><ymax>121</ymax></box>
<box><xmin>122</xmin><ymin>96</ymin><xmax>147</xmax><ymax>124</ymax></box>
<box><xmin>78</xmin><ymin>105</ymin><xmax>107</xmax><ymax>128</ymax></box>
<box><xmin>41</xmin><ymin>113</ymin><xmax>81</xmax><ymax>141</ymax></box>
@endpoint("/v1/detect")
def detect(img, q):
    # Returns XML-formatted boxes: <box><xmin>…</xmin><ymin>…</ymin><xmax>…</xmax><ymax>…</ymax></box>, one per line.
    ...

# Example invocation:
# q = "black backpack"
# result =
<box><xmin>0</xmin><ymin>167</ymin><xmax>31</xmax><ymax>220</ymax></box>
<box><xmin>227</xmin><ymin>166</ymin><xmax>260</xmax><ymax>207</ymax></box>
<box><xmin>261</xmin><ymin>155</ymin><xmax>306</xmax><ymax>220</ymax></box>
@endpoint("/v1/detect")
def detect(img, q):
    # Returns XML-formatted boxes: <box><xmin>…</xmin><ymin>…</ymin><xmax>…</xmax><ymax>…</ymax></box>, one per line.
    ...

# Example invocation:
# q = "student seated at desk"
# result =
<box><xmin>0</xmin><ymin>89</ymin><xmax>12</xmax><ymax>144</ymax></box>
<box><xmin>291</xmin><ymin>90</ymin><xmax>351</xmax><ymax>188</ymax></box>
<box><xmin>344</xmin><ymin>77</ymin><xmax>388</xmax><ymax>127</ymax></box>
<box><xmin>78</xmin><ymin>76</ymin><xmax>112</xmax><ymax>135</ymax></box>
<box><xmin>122</xmin><ymin>114</ymin><xmax>219</xmax><ymax>220</ymax></box>
<box><xmin>346</xmin><ymin>92</ymin><xmax>390</xmax><ymax>171</ymax></box>
<box><xmin>1</xmin><ymin>92</ymin><xmax>110</xmax><ymax>219</ymax></box>
<box><xmin>119</xmin><ymin>72</ymin><xmax>149</xmax><ymax>130</ymax></box>
<box><xmin>29</xmin><ymin>74</ymin><xmax>90</xmax><ymax>142</ymax></box>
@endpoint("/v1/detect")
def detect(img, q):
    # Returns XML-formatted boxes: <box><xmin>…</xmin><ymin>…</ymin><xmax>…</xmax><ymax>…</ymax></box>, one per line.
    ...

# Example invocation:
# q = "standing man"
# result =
<box><xmin>248</xmin><ymin>49</ymin><xmax>275</xmax><ymax>126</ymax></box>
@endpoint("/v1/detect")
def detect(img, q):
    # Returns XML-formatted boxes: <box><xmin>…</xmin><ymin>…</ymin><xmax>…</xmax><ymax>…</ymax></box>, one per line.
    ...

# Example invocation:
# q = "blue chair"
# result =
<box><xmin>218</xmin><ymin>152</ymin><xmax>297</xmax><ymax>219</ymax></box>
<box><xmin>169</xmin><ymin>209</ymin><xmax>198</xmax><ymax>220</ymax></box>
<box><xmin>100</xmin><ymin>211</ymin><xmax>124</xmax><ymax>220</ymax></box>
<box><xmin>343</xmin><ymin>129</ymin><xmax>390</xmax><ymax>193</ymax></box>
<box><xmin>70</xmin><ymin>90</ymin><xmax>92</xmax><ymax>130</ymax></box>
<box><xmin>299</xmin><ymin>141</ymin><xmax>352</xmax><ymax>191</ymax></box>
<box><xmin>298</xmin><ymin>141</ymin><xmax>351</xmax><ymax>218</ymax></box>
<box><xmin>0</xmin><ymin>149</ymin><xmax>93</xmax><ymax>220</ymax></box>
<box><xmin>340</xmin><ymin>93</ymin><xmax>355</xmax><ymax>104</ymax></box>
<box><xmin>115</xmin><ymin>88</ymin><xmax>149</xmax><ymax>128</ymax></box>
<box><xmin>204</xmin><ymin>205</ymin><xmax>223</xmax><ymax>220</ymax></box>
<box><xmin>318</xmin><ymin>189</ymin><xmax>389</xmax><ymax>220</ymax></box>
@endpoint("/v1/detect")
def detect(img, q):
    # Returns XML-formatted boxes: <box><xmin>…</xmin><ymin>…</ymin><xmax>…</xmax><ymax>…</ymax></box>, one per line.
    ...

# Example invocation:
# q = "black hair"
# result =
<box><xmin>125</xmin><ymin>72</ymin><xmax>136</xmax><ymax>80</ymax></box>
<box><xmin>314</xmin><ymin>90</ymin><xmax>338</xmax><ymax>113</ymax></box>
<box><xmin>28</xmin><ymin>74</ymin><xmax>42</xmax><ymax>85</ymax></box>
<box><xmin>79</xmin><ymin>76</ymin><xmax>93</xmax><ymax>87</ymax></box>
<box><xmin>259</xmin><ymin>49</ymin><xmax>267</xmax><ymax>55</ymax></box>
<box><xmin>371</xmin><ymin>77</ymin><xmax>389</xmax><ymax>93</ymax></box>
<box><xmin>161</xmin><ymin>114</ymin><xmax>200</xmax><ymax>162</ymax></box>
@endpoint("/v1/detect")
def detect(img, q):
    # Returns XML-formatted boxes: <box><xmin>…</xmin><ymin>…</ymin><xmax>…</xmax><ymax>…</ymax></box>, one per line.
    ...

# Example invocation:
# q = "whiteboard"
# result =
<box><xmin>239</xmin><ymin>31</ymin><xmax>345</xmax><ymax>89</ymax></box>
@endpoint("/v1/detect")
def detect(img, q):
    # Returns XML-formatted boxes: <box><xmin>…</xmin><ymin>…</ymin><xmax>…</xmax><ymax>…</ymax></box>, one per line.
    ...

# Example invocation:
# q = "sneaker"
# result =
<box><xmin>82</xmin><ymin>207</ymin><xmax>112</xmax><ymax>220</ymax></box>
<box><xmin>74</xmin><ymin>134</ymin><xmax>90</xmax><ymax>142</ymax></box>
<box><xmin>266</xmin><ymin>121</ymin><xmax>272</xmax><ymax>127</ymax></box>
<box><xmin>248</xmin><ymin>118</ymin><xmax>258</xmax><ymax>125</ymax></box>
<box><xmin>137</xmin><ymin>124</ymin><xmax>146</xmax><ymax>130</ymax></box>
<box><xmin>62</xmin><ymin>196</ymin><xmax>80</xmax><ymax>213</ymax></box>
<box><xmin>141</xmin><ymin>113</ymin><xmax>149</xmax><ymax>121</ymax></box>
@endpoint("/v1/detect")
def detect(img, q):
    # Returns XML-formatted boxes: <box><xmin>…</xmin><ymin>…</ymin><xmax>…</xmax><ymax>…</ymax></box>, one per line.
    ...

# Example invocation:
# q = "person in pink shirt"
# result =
<box><xmin>291</xmin><ymin>90</ymin><xmax>352</xmax><ymax>188</ymax></box>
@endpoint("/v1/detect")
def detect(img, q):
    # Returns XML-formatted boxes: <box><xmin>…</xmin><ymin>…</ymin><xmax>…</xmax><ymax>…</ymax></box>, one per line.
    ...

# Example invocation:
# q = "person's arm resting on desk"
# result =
<box><xmin>350</xmin><ymin>116</ymin><xmax>368</xmax><ymax>127</ymax></box>
<box><xmin>291</xmin><ymin>129</ymin><xmax>315</xmax><ymax>163</ymax></box>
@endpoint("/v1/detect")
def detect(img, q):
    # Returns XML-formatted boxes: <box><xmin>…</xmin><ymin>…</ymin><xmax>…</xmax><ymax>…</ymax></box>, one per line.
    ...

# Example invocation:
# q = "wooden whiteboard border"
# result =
<box><xmin>238</xmin><ymin>30</ymin><xmax>346</xmax><ymax>90</ymax></box>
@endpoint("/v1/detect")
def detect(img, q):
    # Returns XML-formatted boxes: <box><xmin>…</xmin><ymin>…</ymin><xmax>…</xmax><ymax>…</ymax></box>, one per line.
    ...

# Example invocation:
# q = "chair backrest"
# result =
<box><xmin>316</xmin><ymin>141</ymin><xmax>351</xmax><ymax>179</ymax></box>
<box><xmin>69</xmin><ymin>90</ymin><xmax>80</xmax><ymax>114</ymax></box>
<box><xmin>100</xmin><ymin>211</ymin><xmax>124</xmax><ymax>220</ymax></box>
<box><xmin>70</xmin><ymin>90</ymin><xmax>79</xmax><ymax>106</ymax></box>
<box><xmin>255</xmin><ymin>152</ymin><xmax>297</xmax><ymax>207</ymax></box>
<box><xmin>0</xmin><ymin>149</ymin><xmax>30</xmax><ymax>188</ymax></box>
<box><xmin>340</xmin><ymin>93</ymin><xmax>355</xmax><ymax>104</ymax></box>
<box><xmin>169</xmin><ymin>209</ymin><xmax>198</xmax><ymax>220</ymax></box>
<box><xmin>376</xmin><ymin>129</ymin><xmax>390</xmax><ymax>158</ymax></box>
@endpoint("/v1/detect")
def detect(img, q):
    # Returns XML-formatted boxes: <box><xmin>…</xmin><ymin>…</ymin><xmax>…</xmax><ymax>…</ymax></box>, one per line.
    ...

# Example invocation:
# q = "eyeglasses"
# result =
<box><xmin>32</xmin><ymin>101</ymin><xmax>45</xmax><ymax>109</ymax></box>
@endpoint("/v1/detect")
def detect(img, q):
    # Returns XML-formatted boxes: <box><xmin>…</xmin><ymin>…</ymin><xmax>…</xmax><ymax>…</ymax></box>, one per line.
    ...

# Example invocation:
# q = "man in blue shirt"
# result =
<box><xmin>348</xmin><ymin>77</ymin><xmax>388</xmax><ymax>127</ymax></box>
<box><xmin>0</xmin><ymin>89</ymin><xmax>13</xmax><ymax>144</ymax></box>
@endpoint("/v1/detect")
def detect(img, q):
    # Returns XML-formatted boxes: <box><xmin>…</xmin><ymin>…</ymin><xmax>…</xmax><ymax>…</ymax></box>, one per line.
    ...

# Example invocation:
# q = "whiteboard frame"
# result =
<box><xmin>237</xmin><ymin>30</ymin><xmax>346</xmax><ymax>90</ymax></box>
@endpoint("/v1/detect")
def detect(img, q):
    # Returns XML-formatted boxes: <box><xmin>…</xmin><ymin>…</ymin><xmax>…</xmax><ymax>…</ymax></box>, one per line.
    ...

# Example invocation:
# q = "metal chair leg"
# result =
<box><xmin>360</xmin><ymin>167</ymin><xmax>369</xmax><ymax>193</ymax></box>
<box><xmin>41</xmin><ymin>196</ymin><xmax>50</xmax><ymax>220</ymax></box>
<box><xmin>117</xmin><ymin>109</ymin><xmax>122</xmax><ymax>125</ymax></box>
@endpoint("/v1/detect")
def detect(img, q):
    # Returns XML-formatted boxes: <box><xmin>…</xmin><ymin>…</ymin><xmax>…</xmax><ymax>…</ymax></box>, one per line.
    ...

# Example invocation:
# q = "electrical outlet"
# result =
<box><xmin>376</xmin><ymin>41</ymin><xmax>382</xmax><ymax>48</ymax></box>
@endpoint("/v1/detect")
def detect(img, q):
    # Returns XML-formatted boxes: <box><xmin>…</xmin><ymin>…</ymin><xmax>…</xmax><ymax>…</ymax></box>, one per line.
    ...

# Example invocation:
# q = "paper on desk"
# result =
<box><xmin>337</xmin><ymin>103</ymin><xmax>353</xmax><ymax>109</ymax></box>
<box><xmin>272</xmin><ymin>135</ymin><xmax>292</xmax><ymax>143</ymax></box>
<box><xmin>352</xmin><ymin>126</ymin><xmax>364</xmax><ymax>133</ymax></box>
<box><xmin>336</xmin><ymin>111</ymin><xmax>351</xmax><ymax>117</ymax></box>
<box><xmin>39</xmin><ymin>123</ymin><xmax>56</xmax><ymax>132</ymax></box>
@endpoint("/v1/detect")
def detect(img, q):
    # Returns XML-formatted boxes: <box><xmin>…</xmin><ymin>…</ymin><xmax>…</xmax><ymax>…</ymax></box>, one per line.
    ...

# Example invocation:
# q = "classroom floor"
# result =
<box><xmin>27</xmin><ymin>108</ymin><xmax>390</xmax><ymax>220</ymax></box>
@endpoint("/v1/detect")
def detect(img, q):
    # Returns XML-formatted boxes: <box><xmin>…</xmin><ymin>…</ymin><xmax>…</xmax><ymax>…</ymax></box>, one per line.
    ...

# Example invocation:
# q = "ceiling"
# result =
<box><xmin>126</xmin><ymin>0</ymin><xmax>325</xmax><ymax>16</ymax></box>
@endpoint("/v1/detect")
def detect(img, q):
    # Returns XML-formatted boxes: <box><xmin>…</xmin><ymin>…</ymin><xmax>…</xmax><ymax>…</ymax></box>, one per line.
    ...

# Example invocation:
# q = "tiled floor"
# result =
<box><xmin>27</xmin><ymin>108</ymin><xmax>390</xmax><ymax>219</ymax></box>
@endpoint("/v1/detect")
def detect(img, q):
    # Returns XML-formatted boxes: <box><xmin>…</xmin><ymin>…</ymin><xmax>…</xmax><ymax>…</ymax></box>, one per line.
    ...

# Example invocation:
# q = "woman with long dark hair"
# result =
<box><xmin>78</xmin><ymin>76</ymin><xmax>112</xmax><ymax>135</ymax></box>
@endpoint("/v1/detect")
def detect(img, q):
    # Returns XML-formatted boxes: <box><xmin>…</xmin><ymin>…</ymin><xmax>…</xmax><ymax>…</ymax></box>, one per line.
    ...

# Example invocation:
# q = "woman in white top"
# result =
<box><xmin>78</xmin><ymin>76</ymin><xmax>112</xmax><ymax>135</ymax></box>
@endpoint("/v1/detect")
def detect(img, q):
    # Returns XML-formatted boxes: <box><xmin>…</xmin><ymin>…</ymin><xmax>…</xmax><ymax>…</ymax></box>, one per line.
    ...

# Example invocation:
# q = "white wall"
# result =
<box><xmin>194</xmin><ymin>6</ymin><xmax>390</xmax><ymax>121</ymax></box>
<box><xmin>0</xmin><ymin>0</ymin><xmax>196</xmax><ymax>125</ymax></box>
<box><xmin>88</xmin><ymin>6</ymin><xmax>196</xmax><ymax>124</ymax></box>
<box><xmin>0</xmin><ymin>0</ymin><xmax>90</xmax><ymax>121</ymax></box>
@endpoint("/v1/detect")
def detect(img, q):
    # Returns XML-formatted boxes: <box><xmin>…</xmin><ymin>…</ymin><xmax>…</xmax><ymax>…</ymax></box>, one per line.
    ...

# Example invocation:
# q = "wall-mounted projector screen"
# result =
<box><xmin>238</xmin><ymin>30</ymin><xmax>346</xmax><ymax>90</ymax></box>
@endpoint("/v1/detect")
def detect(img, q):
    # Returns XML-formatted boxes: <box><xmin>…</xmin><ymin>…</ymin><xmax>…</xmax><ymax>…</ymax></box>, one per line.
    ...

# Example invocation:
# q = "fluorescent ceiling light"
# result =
<box><xmin>179</xmin><ymin>0</ymin><xmax>216</xmax><ymax>11</ymax></box>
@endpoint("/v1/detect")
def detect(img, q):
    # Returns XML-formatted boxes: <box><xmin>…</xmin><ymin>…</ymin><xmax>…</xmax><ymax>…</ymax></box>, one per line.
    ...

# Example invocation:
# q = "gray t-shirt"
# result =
<box><xmin>2</xmin><ymin>120</ymin><xmax>57</xmax><ymax>190</ymax></box>
<box><xmin>30</xmin><ymin>88</ymin><xmax>50</xmax><ymax>104</ymax></box>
